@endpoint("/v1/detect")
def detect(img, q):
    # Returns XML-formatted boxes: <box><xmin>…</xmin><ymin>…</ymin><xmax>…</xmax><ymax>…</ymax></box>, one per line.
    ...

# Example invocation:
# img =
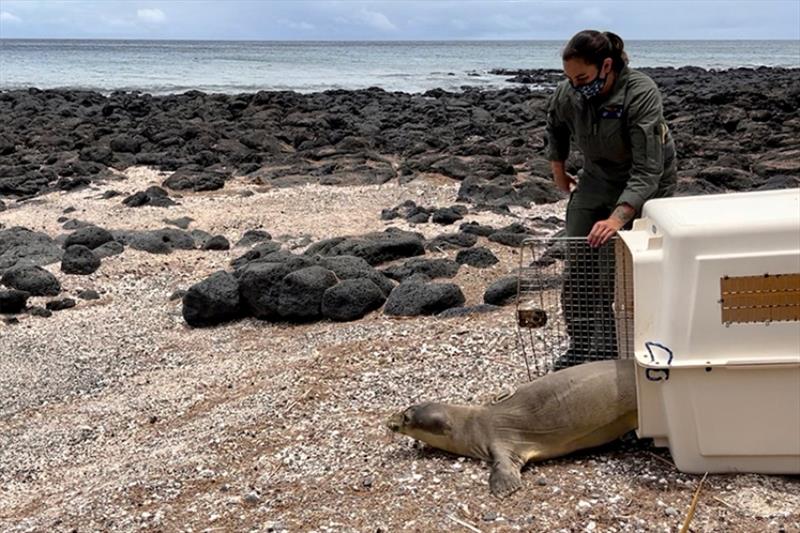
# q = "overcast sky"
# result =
<box><xmin>1</xmin><ymin>0</ymin><xmax>799</xmax><ymax>40</ymax></box>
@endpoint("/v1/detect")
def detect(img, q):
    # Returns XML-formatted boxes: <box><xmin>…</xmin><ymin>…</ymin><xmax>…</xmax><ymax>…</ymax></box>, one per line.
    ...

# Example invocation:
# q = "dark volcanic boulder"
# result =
<box><xmin>237</xmin><ymin>261</ymin><xmax>293</xmax><ymax>320</ymax></box>
<box><xmin>483</xmin><ymin>276</ymin><xmax>518</xmax><ymax>306</ymax></box>
<box><xmin>384</xmin><ymin>280</ymin><xmax>465</xmax><ymax>316</ymax></box>
<box><xmin>94</xmin><ymin>240</ymin><xmax>125</xmax><ymax>258</ymax></box>
<box><xmin>456</xmin><ymin>247</ymin><xmax>499</xmax><ymax>268</ymax></box>
<box><xmin>431</xmin><ymin>207</ymin><xmax>465</xmax><ymax>225</ymax></box>
<box><xmin>322</xmin><ymin>278</ymin><xmax>386</xmax><ymax>321</ymax></box>
<box><xmin>382</xmin><ymin>257</ymin><xmax>460</xmax><ymax>282</ymax></box>
<box><xmin>696</xmin><ymin>166</ymin><xmax>757</xmax><ymax>191</ymax></box>
<box><xmin>318</xmin><ymin>255</ymin><xmax>395</xmax><ymax>296</ymax></box>
<box><xmin>277</xmin><ymin>266</ymin><xmax>338</xmax><ymax>321</ymax></box>
<box><xmin>427</xmin><ymin>232</ymin><xmax>478</xmax><ymax>250</ymax></box>
<box><xmin>235</xmin><ymin>229</ymin><xmax>272</xmax><ymax>248</ymax></box>
<box><xmin>0</xmin><ymin>289</ymin><xmax>29</xmax><ymax>314</ymax></box>
<box><xmin>163</xmin><ymin>168</ymin><xmax>227</xmax><ymax>192</ymax></box>
<box><xmin>306</xmin><ymin>229</ymin><xmax>425</xmax><ymax>266</ymax></box>
<box><xmin>0</xmin><ymin>227</ymin><xmax>63</xmax><ymax>273</ymax></box>
<box><xmin>77</xmin><ymin>289</ymin><xmax>100</xmax><ymax>300</ymax></box>
<box><xmin>64</xmin><ymin>225</ymin><xmax>114</xmax><ymax>250</ymax></box>
<box><xmin>460</xmin><ymin>221</ymin><xmax>497</xmax><ymax>237</ymax></box>
<box><xmin>1</xmin><ymin>265</ymin><xmax>61</xmax><ymax>296</ymax></box>
<box><xmin>110</xmin><ymin>135</ymin><xmax>144</xmax><ymax>154</ymax></box>
<box><xmin>123</xmin><ymin>186</ymin><xmax>176</xmax><ymax>208</ymax></box>
<box><xmin>182</xmin><ymin>271</ymin><xmax>242</xmax><ymax>327</ymax></box>
<box><xmin>114</xmin><ymin>228</ymin><xmax>196</xmax><ymax>254</ymax></box>
<box><xmin>437</xmin><ymin>303</ymin><xmax>500</xmax><ymax>318</ymax></box>
<box><xmin>203</xmin><ymin>235</ymin><xmax>230</xmax><ymax>251</ymax></box>
<box><xmin>230</xmin><ymin>241</ymin><xmax>283</xmax><ymax>269</ymax></box>
<box><xmin>60</xmin><ymin>245</ymin><xmax>101</xmax><ymax>275</ymax></box>
<box><xmin>46</xmin><ymin>298</ymin><xmax>76</xmax><ymax>311</ymax></box>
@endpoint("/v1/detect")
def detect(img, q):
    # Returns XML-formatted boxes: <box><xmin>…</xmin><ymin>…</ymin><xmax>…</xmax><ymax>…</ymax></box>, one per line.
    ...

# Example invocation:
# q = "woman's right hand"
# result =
<box><xmin>554</xmin><ymin>171</ymin><xmax>577</xmax><ymax>194</ymax></box>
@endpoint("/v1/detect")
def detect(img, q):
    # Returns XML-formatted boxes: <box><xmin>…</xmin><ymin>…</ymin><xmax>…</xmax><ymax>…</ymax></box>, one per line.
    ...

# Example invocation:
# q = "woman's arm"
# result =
<box><xmin>546</xmin><ymin>86</ymin><xmax>576</xmax><ymax>193</ymax></box>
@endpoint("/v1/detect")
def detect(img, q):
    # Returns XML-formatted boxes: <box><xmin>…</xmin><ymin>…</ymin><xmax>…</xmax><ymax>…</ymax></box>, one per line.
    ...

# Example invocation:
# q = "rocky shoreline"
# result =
<box><xmin>1</xmin><ymin>67</ymin><xmax>798</xmax><ymax>204</ymax></box>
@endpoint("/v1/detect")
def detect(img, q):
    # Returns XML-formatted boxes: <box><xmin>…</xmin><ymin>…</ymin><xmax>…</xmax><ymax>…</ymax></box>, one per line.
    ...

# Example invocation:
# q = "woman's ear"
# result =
<box><xmin>602</xmin><ymin>57</ymin><xmax>613</xmax><ymax>76</ymax></box>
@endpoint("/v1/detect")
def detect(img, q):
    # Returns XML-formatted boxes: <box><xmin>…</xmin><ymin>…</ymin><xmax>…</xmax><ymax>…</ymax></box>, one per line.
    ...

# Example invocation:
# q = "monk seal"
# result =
<box><xmin>385</xmin><ymin>359</ymin><xmax>637</xmax><ymax>498</ymax></box>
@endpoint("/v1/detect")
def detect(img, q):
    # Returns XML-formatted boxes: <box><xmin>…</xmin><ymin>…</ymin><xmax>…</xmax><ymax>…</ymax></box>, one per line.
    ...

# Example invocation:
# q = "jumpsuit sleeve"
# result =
<box><xmin>545</xmin><ymin>86</ymin><xmax>571</xmax><ymax>162</ymax></box>
<box><xmin>616</xmin><ymin>82</ymin><xmax>667</xmax><ymax>212</ymax></box>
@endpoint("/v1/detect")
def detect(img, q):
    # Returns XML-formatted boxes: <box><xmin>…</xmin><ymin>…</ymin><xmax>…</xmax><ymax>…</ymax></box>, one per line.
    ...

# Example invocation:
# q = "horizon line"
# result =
<box><xmin>2</xmin><ymin>37</ymin><xmax>799</xmax><ymax>43</ymax></box>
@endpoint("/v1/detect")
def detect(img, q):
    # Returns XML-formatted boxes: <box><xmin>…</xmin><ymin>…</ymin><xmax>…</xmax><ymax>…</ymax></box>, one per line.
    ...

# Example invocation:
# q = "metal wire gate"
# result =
<box><xmin>515</xmin><ymin>236</ymin><xmax>634</xmax><ymax>379</ymax></box>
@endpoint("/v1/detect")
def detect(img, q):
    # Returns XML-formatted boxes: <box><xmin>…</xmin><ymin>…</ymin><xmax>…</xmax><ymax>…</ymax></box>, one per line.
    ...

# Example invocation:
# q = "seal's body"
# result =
<box><xmin>386</xmin><ymin>359</ymin><xmax>637</xmax><ymax>497</ymax></box>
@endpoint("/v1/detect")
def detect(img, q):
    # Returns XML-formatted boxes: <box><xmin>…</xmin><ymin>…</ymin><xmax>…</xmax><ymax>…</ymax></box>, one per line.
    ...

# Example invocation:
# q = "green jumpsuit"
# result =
<box><xmin>545</xmin><ymin>66</ymin><xmax>677</xmax><ymax>366</ymax></box>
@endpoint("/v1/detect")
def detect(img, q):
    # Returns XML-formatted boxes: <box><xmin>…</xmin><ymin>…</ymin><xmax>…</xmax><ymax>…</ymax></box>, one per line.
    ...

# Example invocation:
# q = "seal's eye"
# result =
<box><xmin>403</xmin><ymin>410</ymin><xmax>412</xmax><ymax>424</ymax></box>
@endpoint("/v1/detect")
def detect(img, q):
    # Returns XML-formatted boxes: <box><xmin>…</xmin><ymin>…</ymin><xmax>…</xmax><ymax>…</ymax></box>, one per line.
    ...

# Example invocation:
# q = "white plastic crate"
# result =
<box><xmin>619</xmin><ymin>188</ymin><xmax>800</xmax><ymax>473</ymax></box>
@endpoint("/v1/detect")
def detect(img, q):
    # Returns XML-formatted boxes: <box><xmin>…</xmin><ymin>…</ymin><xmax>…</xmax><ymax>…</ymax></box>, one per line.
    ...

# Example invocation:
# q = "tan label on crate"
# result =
<box><xmin>720</xmin><ymin>273</ymin><xmax>800</xmax><ymax>324</ymax></box>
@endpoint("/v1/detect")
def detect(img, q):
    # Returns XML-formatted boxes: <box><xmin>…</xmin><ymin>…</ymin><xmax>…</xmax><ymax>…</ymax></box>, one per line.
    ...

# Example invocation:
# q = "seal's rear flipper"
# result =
<box><xmin>488</xmin><ymin>446</ymin><xmax>523</xmax><ymax>498</ymax></box>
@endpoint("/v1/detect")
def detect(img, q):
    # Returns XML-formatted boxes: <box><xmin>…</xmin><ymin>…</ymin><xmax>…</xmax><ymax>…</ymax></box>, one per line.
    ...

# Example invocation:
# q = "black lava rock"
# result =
<box><xmin>437</xmin><ymin>304</ymin><xmax>500</xmax><ymax>318</ymax></box>
<box><xmin>94</xmin><ymin>240</ymin><xmax>125</xmax><ymax>258</ymax></box>
<box><xmin>46</xmin><ymin>298</ymin><xmax>76</xmax><ymax>311</ymax></box>
<box><xmin>237</xmin><ymin>262</ymin><xmax>294</xmax><ymax>320</ymax></box>
<box><xmin>431</xmin><ymin>207</ymin><xmax>465</xmax><ymax>225</ymax></box>
<box><xmin>305</xmin><ymin>229</ymin><xmax>425</xmax><ymax>266</ymax></box>
<box><xmin>456</xmin><ymin>247</ymin><xmax>499</xmax><ymax>268</ymax></box>
<box><xmin>29</xmin><ymin>306</ymin><xmax>52</xmax><ymax>318</ymax></box>
<box><xmin>122</xmin><ymin>186</ymin><xmax>176</xmax><ymax>208</ymax></box>
<box><xmin>203</xmin><ymin>235</ymin><xmax>230</xmax><ymax>251</ymax></box>
<box><xmin>460</xmin><ymin>221</ymin><xmax>498</xmax><ymax>237</ymax></box>
<box><xmin>1</xmin><ymin>265</ymin><xmax>61</xmax><ymax>296</ymax></box>
<box><xmin>384</xmin><ymin>280</ymin><xmax>465</xmax><ymax>316</ymax></box>
<box><xmin>277</xmin><ymin>266</ymin><xmax>338</xmax><ymax>321</ymax></box>
<box><xmin>235</xmin><ymin>229</ymin><xmax>273</xmax><ymax>248</ymax></box>
<box><xmin>61</xmin><ymin>245</ymin><xmax>101</xmax><ymax>275</ymax></box>
<box><xmin>77</xmin><ymin>289</ymin><xmax>100</xmax><ymax>300</ymax></box>
<box><xmin>382</xmin><ymin>258</ymin><xmax>461</xmax><ymax>282</ymax></box>
<box><xmin>230</xmin><ymin>241</ymin><xmax>283</xmax><ymax>269</ymax></box>
<box><xmin>321</xmin><ymin>278</ymin><xmax>387</xmax><ymax>321</ymax></box>
<box><xmin>163</xmin><ymin>168</ymin><xmax>227</xmax><ymax>192</ymax></box>
<box><xmin>64</xmin><ymin>225</ymin><xmax>114</xmax><ymax>250</ymax></box>
<box><xmin>0</xmin><ymin>289</ymin><xmax>29</xmax><ymax>313</ymax></box>
<box><xmin>318</xmin><ymin>255</ymin><xmax>395</xmax><ymax>296</ymax></box>
<box><xmin>182</xmin><ymin>271</ymin><xmax>242</xmax><ymax>327</ymax></box>
<box><xmin>427</xmin><ymin>232</ymin><xmax>478</xmax><ymax>250</ymax></box>
<box><xmin>0</xmin><ymin>227</ymin><xmax>63</xmax><ymax>273</ymax></box>
<box><xmin>483</xmin><ymin>276</ymin><xmax>518</xmax><ymax>306</ymax></box>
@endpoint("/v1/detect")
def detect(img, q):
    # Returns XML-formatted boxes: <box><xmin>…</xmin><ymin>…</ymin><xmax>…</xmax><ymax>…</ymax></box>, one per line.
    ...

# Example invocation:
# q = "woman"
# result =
<box><xmin>546</xmin><ymin>30</ymin><xmax>676</xmax><ymax>368</ymax></box>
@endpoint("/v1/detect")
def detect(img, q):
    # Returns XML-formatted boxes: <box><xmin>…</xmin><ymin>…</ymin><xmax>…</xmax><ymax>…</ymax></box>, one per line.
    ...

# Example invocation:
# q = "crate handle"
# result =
<box><xmin>644</xmin><ymin>341</ymin><xmax>674</xmax><ymax>366</ymax></box>
<box><xmin>645</xmin><ymin>368</ymin><xmax>670</xmax><ymax>381</ymax></box>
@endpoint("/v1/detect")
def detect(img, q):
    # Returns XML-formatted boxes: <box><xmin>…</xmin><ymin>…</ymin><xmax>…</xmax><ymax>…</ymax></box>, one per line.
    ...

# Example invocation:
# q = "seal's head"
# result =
<box><xmin>386</xmin><ymin>402</ymin><xmax>452</xmax><ymax>436</ymax></box>
<box><xmin>386</xmin><ymin>402</ymin><xmax>470</xmax><ymax>456</ymax></box>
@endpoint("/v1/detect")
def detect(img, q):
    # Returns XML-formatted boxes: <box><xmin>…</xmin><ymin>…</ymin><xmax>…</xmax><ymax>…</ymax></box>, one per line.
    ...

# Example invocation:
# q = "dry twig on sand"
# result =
<box><xmin>680</xmin><ymin>472</ymin><xmax>709</xmax><ymax>533</ymax></box>
<box><xmin>447</xmin><ymin>514</ymin><xmax>483</xmax><ymax>533</ymax></box>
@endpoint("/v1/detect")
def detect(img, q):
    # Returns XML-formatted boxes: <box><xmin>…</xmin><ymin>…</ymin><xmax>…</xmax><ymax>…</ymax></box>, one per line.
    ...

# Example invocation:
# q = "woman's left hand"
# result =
<box><xmin>587</xmin><ymin>217</ymin><xmax>624</xmax><ymax>248</ymax></box>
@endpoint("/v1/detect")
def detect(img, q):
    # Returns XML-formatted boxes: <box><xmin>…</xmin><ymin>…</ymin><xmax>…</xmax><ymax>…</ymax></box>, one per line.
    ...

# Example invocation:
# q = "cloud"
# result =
<box><xmin>357</xmin><ymin>8</ymin><xmax>397</xmax><ymax>31</ymax></box>
<box><xmin>0</xmin><ymin>11</ymin><xmax>22</xmax><ymax>23</ymax></box>
<box><xmin>279</xmin><ymin>18</ymin><xmax>315</xmax><ymax>31</ymax></box>
<box><xmin>575</xmin><ymin>6</ymin><xmax>612</xmax><ymax>26</ymax></box>
<box><xmin>137</xmin><ymin>8</ymin><xmax>166</xmax><ymax>24</ymax></box>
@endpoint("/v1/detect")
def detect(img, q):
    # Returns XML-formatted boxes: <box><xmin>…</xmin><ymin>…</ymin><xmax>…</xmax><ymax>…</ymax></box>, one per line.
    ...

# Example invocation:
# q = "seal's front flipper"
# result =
<box><xmin>488</xmin><ymin>447</ymin><xmax>523</xmax><ymax>498</ymax></box>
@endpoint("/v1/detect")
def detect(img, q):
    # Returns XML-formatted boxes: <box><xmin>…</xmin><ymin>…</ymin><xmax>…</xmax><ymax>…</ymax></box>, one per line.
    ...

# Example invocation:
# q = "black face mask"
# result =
<box><xmin>572</xmin><ymin>70</ymin><xmax>606</xmax><ymax>99</ymax></box>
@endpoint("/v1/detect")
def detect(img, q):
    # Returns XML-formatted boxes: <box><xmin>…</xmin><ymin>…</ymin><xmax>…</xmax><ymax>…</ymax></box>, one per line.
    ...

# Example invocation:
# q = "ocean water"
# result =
<box><xmin>0</xmin><ymin>39</ymin><xmax>798</xmax><ymax>94</ymax></box>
